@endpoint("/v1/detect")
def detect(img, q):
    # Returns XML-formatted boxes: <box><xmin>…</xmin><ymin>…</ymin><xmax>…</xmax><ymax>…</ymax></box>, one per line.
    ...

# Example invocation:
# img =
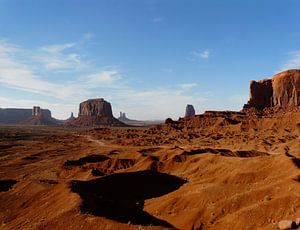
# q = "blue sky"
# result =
<box><xmin>0</xmin><ymin>0</ymin><xmax>300</xmax><ymax>120</ymax></box>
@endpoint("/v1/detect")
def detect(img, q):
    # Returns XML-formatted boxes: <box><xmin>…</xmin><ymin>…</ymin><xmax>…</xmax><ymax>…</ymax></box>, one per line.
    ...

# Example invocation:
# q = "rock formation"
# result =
<box><xmin>22</xmin><ymin>106</ymin><xmax>57</xmax><ymax>125</ymax></box>
<box><xmin>65</xmin><ymin>112</ymin><xmax>75</xmax><ymax>123</ymax></box>
<box><xmin>244</xmin><ymin>79</ymin><xmax>273</xmax><ymax>110</ymax></box>
<box><xmin>79</xmin><ymin>99</ymin><xmax>113</xmax><ymax>117</ymax></box>
<box><xmin>244</xmin><ymin>69</ymin><xmax>300</xmax><ymax>110</ymax></box>
<box><xmin>185</xmin><ymin>104</ymin><xmax>195</xmax><ymax>117</ymax></box>
<box><xmin>0</xmin><ymin>107</ymin><xmax>54</xmax><ymax>124</ymax></box>
<box><xmin>118</xmin><ymin>112</ymin><xmax>131</xmax><ymax>123</ymax></box>
<box><xmin>69</xmin><ymin>98</ymin><xmax>125</xmax><ymax>126</ymax></box>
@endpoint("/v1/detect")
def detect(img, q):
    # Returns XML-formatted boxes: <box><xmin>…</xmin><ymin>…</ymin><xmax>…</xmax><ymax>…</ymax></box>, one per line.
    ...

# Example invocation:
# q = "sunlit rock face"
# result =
<box><xmin>244</xmin><ymin>69</ymin><xmax>300</xmax><ymax>110</ymax></box>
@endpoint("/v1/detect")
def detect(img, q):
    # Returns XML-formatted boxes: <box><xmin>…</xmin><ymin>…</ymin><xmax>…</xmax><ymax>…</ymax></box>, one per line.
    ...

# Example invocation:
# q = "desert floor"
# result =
<box><xmin>1</xmin><ymin>124</ymin><xmax>300</xmax><ymax>230</ymax></box>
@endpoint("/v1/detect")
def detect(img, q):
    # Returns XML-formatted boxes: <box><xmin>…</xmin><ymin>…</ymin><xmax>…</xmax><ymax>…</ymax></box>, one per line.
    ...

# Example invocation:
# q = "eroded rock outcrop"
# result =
<box><xmin>244</xmin><ymin>79</ymin><xmax>273</xmax><ymax>110</ymax></box>
<box><xmin>185</xmin><ymin>104</ymin><xmax>195</xmax><ymax>117</ymax></box>
<box><xmin>22</xmin><ymin>106</ymin><xmax>57</xmax><ymax>125</ymax></box>
<box><xmin>69</xmin><ymin>98</ymin><xmax>125</xmax><ymax>126</ymax></box>
<box><xmin>244</xmin><ymin>69</ymin><xmax>300</xmax><ymax>110</ymax></box>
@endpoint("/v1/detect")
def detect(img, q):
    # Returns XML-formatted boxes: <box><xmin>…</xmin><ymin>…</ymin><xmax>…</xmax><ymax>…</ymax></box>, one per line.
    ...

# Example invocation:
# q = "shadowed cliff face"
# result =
<box><xmin>244</xmin><ymin>69</ymin><xmax>300</xmax><ymax>110</ymax></box>
<box><xmin>185</xmin><ymin>104</ymin><xmax>196</xmax><ymax>117</ymax></box>
<box><xmin>71</xmin><ymin>170</ymin><xmax>186</xmax><ymax>227</ymax></box>
<box><xmin>0</xmin><ymin>108</ymin><xmax>52</xmax><ymax>124</ymax></box>
<box><xmin>246</xmin><ymin>79</ymin><xmax>273</xmax><ymax>110</ymax></box>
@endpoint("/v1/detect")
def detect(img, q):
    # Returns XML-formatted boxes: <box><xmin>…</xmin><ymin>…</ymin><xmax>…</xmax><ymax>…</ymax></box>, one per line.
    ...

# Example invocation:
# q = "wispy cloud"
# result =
<box><xmin>0</xmin><ymin>39</ymin><xmax>210</xmax><ymax>120</ymax></box>
<box><xmin>40</xmin><ymin>43</ymin><xmax>76</xmax><ymax>54</ymax></box>
<box><xmin>83</xmin><ymin>32</ymin><xmax>93</xmax><ymax>41</ymax></box>
<box><xmin>36</xmin><ymin>42</ymin><xmax>87</xmax><ymax>71</ymax></box>
<box><xmin>178</xmin><ymin>83</ymin><xmax>197</xmax><ymax>90</ymax></box>
<box><xmin>281</xmin><ymin>51</ymin><xmax>300</xmax><ymax>71</ymax></box>
<box><xmin>0</xmin><ymin>40</ymin><xmax>88</xmax><ymax>99</ymax></box>
<box><xmin>190</xmin><ymin>49</ymin><xmax>211</xmax><ymax>61</ymax></box>
<box><xmin>85</xmin><ymin>70</ymin><xmax>121</xmax><ymax>86</ymax></box>
<box><xmin>152</xmin><ymin>16</ymin><xmax>164</xmax><ymax>23</ymax></box>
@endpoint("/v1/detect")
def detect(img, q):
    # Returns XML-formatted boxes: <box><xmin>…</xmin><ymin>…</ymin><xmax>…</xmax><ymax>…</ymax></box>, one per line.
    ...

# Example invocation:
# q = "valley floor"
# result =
<box><xmin>0</xmin><ymin>124</ymin><xmax>300</xmax><ymax>229</ymax></box>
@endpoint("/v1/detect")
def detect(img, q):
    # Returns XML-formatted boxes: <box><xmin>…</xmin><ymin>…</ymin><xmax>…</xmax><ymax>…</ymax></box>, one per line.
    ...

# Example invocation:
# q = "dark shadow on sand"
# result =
<box><xmin>71</xmin><ymin>170</ymin><xmax>186</xmax><ymax>228</ymax></box>
<box><xmin>285</xmin><ymin>152</ymin><xmax>300</xmax><ymax>168</ymax></box>
<box><xmin>64</xmin><ymin>154</ymin><xmax>110</xmax><ymax>167</ymax></box>
<box><xmin>0</xmin><ymin>179</ymin><xmax>18</xmax><ymax>192</ymax></box>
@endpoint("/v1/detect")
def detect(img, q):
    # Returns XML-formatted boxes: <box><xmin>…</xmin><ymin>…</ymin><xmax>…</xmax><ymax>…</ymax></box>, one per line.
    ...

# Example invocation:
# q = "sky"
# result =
<box><xmin>0</xmin><ymin>0</ymin><xmax>300</xmax><ymax>120</ymax></box>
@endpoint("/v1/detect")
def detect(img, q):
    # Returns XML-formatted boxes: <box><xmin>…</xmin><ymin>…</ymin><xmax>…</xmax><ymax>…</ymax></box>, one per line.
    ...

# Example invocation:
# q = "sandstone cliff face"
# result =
<box><xmin>244</xmin><ymin>69</ymin><xmax>300</xmax><ymax>110</ymax></box>
<box><xmin>272</xmin><ymin>70</ymin><xmax>300</xmax><ymax>108</ymax></box>
<box><xmin>245</xmin><ymin>79</ymin><xmax>273</xmax><ymax>110</ymax></box>
<box><xmin>79</xmin><ymin>99</ymin><xmax>113</xmax><ymax>117</ymax></box>
<box><xmin>185</xmin><ymin>104</ymin><xmax>195</xmax><ymax>117</ymax></box>
<box><xmin>70</xmin><ymin>98</ymin><xmax>125</xmax><ymax>126</ymax></box>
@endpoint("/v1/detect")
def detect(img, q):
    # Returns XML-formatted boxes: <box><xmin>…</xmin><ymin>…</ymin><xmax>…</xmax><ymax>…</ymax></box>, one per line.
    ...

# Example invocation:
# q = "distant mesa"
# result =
<box><xmin>69</xmin><ymin>98</ymin><xmax>125</xmax><ymax>126</ymax></box>
<box><xmin>244</xmin><ymin>69</ymin><xmax>300</xmax><ymax>110</ymax></box>
<box><xmin>0</xmin><ymin>106</ymin><xmax>58</xmax><ymax>125</ymax></box>
<box><xmin>185</xmin><ymin>104</ymin><xmax>195</xmax><ymax>117</ymax></box>
<box><xmin>22</xmin><ymin>106</ymin><xmax>58</xmax><ymax>125</ymax></box>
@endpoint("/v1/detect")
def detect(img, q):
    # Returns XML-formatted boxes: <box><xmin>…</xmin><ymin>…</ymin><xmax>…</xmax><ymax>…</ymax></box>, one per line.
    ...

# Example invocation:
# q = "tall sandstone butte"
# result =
<box><xmin>22</xmin><ymin>106</ymin><xmax>57</xmax><ymax>125</ymax></box>
<box><xmin>70</xmin><ymin>98</ymin><xmax>125</xmax><ymax>126</ymax></box>
<box><xmin>185</xmin><ymin>104</ymin><xmax>196</xmax><ymax>117</ymax></box>
<box><xmin>244</xmin><ymin>69</ymin><xmax>300</xmax><ymax>110</ymax></box>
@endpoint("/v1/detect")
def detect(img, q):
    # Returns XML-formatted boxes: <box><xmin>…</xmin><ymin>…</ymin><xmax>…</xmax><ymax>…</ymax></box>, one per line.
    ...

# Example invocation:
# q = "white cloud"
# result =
<box><xmin>83</xmin><ymin>32</ymin><xmax>93</xmax><ymax>40</ymax></box>
<box><xmin>0</xmin><ymin>40</ymin><xmax>211</xmax><ymax>120</ymax></box>
<box><xmin>0</xmin><ymin>40</ymin><xmax>88</xmax><ymax>99</ymax></box>
<box><xmin>178</xmin><ymin>83</ymin><xmax>197</xmax><ymax>90</ymax></box>
<box><xmin>191</xmin><ymin>49</ymin><xmax>211</xmax><ymax>60</ymax></box>
<box><xmin>40</xmin><ymin>43</ymin><xmax>76</xmax><ymax>54</ymax></box>
<box><xmin>85</xmin><ymin>70</ymin><xmax>121</xmax><ymax>86</ymax></box>
<box><xmin>281</xmin><ymin>51</ymin><xmax>300</xmax><ymax>70</ymax></box>
<box><xmin>110</xmin><ymin>87</ymin><xmax>207</xmax><ymax>120</ymax></box>
<box><xmin>0</xmin><ymin>40</ymin><xmax>18</xmax><ymax>54</ymax></box>
<box><xmin>36</xmin><ymin>42</ymin><xmax>87</xmax><ymax>71</ymax></box>
<box><xmin>152</xmin><ymin>17</ymin><xmax>164</xmax><ymax>23</ymax></box>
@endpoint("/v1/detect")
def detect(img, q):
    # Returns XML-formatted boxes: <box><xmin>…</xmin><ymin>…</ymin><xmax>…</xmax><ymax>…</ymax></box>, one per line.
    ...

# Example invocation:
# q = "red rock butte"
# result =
<box><xmin>244</xmin><ymin>69</ymin><xmax>300</xmax><ymax>110</ymax></box>
<box><xmin>69</xmin><ymin>98</ymin><xmax>125</xmax><ymax>126</ymax></box>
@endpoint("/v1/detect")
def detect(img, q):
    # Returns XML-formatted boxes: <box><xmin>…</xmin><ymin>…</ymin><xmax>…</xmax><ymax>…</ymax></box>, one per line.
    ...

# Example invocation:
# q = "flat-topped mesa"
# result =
<box><xmin>79</xmin><ymin>98</ymin><xmax>113</xmax><ymax>117</ymax></box>
<box><xmin>244</xmin><ymin>69</ymin><xmax>300</xmax><ymax>110</ymax></box>
<box><xmin>70</xmin><ymin>98</ymin><xmax>125</xmax><ymax>126</ymax></box>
